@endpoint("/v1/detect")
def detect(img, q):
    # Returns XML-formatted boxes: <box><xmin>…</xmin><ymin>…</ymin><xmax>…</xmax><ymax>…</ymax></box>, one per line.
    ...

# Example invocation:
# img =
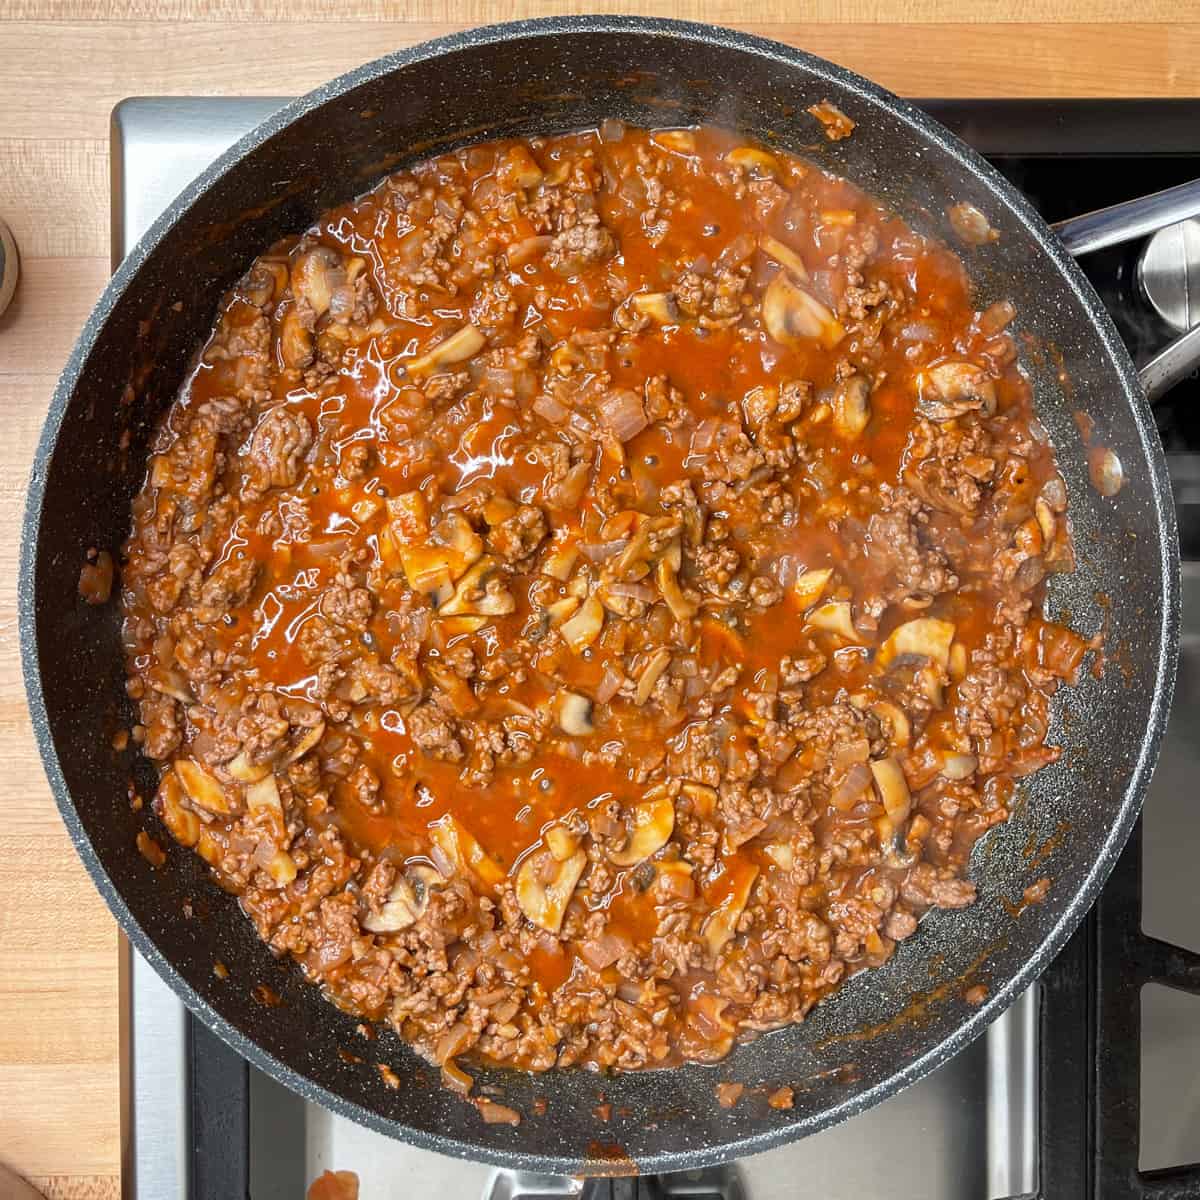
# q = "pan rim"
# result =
<box><xmin>18</xmin><ymin>14</ymin><xmax>1182</xmax><ymax>1176</ymax></box>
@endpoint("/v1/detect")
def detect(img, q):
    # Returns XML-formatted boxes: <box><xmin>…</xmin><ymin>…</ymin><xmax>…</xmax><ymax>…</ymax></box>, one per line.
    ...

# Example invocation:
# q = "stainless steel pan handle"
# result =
<box><xmin>1053</xmin><ymin>179</ymin><xmax>1200</xmax><ymax>401</ymax></box>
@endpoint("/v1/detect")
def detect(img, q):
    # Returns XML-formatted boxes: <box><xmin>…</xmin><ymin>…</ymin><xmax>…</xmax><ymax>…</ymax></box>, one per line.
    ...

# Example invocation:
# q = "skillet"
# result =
<box><xmin>19</xmin><ymin>15</ymin><xmax>1186</xmax><ymax>1176</ymax></box>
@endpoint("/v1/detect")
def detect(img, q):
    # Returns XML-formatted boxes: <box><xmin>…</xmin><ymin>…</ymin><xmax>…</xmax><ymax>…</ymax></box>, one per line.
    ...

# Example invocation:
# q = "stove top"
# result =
<box><xmin>112</xmin><ymin>97</ymin><xmax>1200</xmax><ymax>1200</ymax></box>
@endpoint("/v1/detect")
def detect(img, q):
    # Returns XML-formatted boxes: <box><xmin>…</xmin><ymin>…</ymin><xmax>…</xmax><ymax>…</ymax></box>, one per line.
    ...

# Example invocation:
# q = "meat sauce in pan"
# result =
<box><xmin>121</xmin><ymin>123</ymin><xmax>1092</xmax><ymax>1087</ymax></box>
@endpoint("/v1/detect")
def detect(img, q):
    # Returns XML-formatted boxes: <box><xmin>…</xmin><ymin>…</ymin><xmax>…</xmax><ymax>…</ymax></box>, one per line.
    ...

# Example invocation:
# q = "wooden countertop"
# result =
<box><xmin>1</xmin><ymin>3</ymin><xmax>1197</xmax><ymax>1196</ymax></box>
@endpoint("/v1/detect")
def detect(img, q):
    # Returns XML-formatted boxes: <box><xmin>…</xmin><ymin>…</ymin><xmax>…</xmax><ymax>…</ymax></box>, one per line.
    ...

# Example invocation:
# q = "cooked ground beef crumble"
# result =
<box><xmin>121</xmin><ymin>124</ymin><xmax>1090</xmax><ymax>1084</ymax></box>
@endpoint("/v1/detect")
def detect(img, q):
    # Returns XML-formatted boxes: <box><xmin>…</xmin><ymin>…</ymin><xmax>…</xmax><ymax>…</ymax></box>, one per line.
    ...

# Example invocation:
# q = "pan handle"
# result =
<box><xmin>1053</xmin><ymin>178</ymin><xmax>1200</xmax><ymax>402</ymax></box>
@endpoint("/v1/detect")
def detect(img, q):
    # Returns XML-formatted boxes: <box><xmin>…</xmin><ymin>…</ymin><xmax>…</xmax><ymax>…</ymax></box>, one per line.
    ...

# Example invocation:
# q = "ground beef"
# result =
<box><xmin>122</xmin><ymin>125</ymin><xmax>1082</xmax><ymax>1083</ymax></box>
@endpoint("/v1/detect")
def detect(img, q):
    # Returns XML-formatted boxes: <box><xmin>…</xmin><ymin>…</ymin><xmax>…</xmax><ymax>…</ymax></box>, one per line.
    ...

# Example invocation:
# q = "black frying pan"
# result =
<box><xmin>19</xmin><ymin>16</ymin><xmax>1185</xmax><ymax>1177</ymax></box>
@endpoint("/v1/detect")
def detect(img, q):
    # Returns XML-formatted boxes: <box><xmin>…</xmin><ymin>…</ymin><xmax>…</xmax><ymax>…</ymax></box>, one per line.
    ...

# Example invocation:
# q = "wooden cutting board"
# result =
<box><xmin>1</xmin><ymin>3</ymin><xmax>1197</xmax><ymax>1195</ymax></box>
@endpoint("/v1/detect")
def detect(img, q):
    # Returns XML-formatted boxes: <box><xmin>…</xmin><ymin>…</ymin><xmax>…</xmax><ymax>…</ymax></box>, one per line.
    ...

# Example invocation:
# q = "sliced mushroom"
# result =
<box><xmin>147</xmin><ymin>670</ymin><xmax>194</xmax><ymax>704</ymax></box>
<box><xmin>438</xmin><ymin>557</ymin><xmax>515</xmax><ymax>617</ymax></box>
<box><xmin>877</xmin><ymin>617</ymin><xmax>956</xmax><ymax>671</ymax></box>
<box><xmin>156</xmin><ymin>773</ymin><xmax>200</xmax><ymax>847</ymax></box>
<box><xmin>556</xmin><ymin>690</ymin><xmax>594</xmax><ymax>736</ymax></box>
<box><xmin>915</xmin><ymin>361</ymin><xmax>997</xmax><ymax>420</ymax></box>
<box><xmin>544</xmin><ymin>823</ymin><xmax>582</xmax><ymax>862</ymax></box>
<box><xmin>702</xmin><ymin>861</ymin><xmax>759</xmax><ymax>956</ymax></box>
<box><xmin>651</xmin><ymin>129</ymin><xmax>697</xmax><ymax>156</ymax></box>
<box><xmin>870</xmin><ymin>756</ymin><xmax>911</xmax><ymax>826</ymax></box>
<box><xmin>227</xmin><ymin>751</ymin><xmax>272</xmax><ymax>783</ymax></box>
<box><xmin>806</xmin><ymin>600</ymin><xmax>858</xmax><ymax>641</ymax></box>
<box><xmin>792</xmin><ymin>567</ymin><xmax>833</xmax><ymax>610</ymax></box>
<box><xmin>427</xmin><ymin>662</ymin><xmax>479</xmax><ymax>716</ymax></box>
<box><xmin>516</xmin><ymin>847</ymin><xmax>587</xmax><ymax>933</ymax></box>
<box><xmin>634</xmin><ymin>648</ymin><xmax>672</xmax><ymax>706</ymax></box>
<box><xmin>175</xmin><ymin>759</ymin><xmax>232</xmax><ymax>815</ymax></box>
<box><xmin>763</xmin><ymin>271</ymin><xmax>844</xmax><ymax>350</ymax></box>
<box><xmin>404</xmin><ymin>325</ymin><xmax>486</xmax><ymax>375</ymax></box>
<box><xmin>290</xmin><ymin>245</ymin><xmax>343</xmax><ymax>319</ymax></box>
<box><xmin>434</xmin><ymin>512</ymin><xmax>484</xmax><ymax>578</ymax></box>
<box><xmin>559</xmin><ymin>595</ymin><xmax>605</xmax><ymax>654</ymax></box>
<box><xmin>543</xmin><ymin>596</ymin><xmax>581</xmax><ymax>629</ymax></box>
<box><xmin>726</xmin><ymin>146</ymin><xmax>781</xmax><ymax>177</ymax></box>
<box><xmin>871</xmin><ymin>700</ymin><xmax>911</xmax><ymax>749</ymax></box>
<box><xmin>283</xmin><ymin>719</ymin><xmax>326</xmax><ymax>764</ymax></box>
<box><xmin>630</xmin><ymin>291</ymin><xmax>679</xmax><ymax>324</ymax></box>
<box><xmin>657</xmin><ymin>556</ymin><xmax>697</xmax><ymax>622</ymax></box>
<box><xmin>831</xmin><ymin>375</ymin><xmax>871</xmax><ymax>439</ymax></box>
<box><xmin>941</xmin><ymin>753</ymin><xmax>979</xmax><ymax>781</ymax></box>
<box><xmin>364</xmin><ymin>872</ymin><xmax>432</xmax><ymax>933</ymax></box>
<box><xmin>759</xmin><ymin>234</ymin><xmax>808</xmax><ymax>281</ymax></box>
<box><xmin>279</xmin><ymin>306</ymin><xmax>314</xmax><ymax>370</ymax></box>
<box><xmin>609</xmin><ymin>791</ymin><xmax>675</xmax><ymax>867</ymax></box>
<box><xmin>429</xmin><ymin>816</ymin><xmax>505</xmax><ymax>887</ymax></box>
<box><xmin>680</xmin><ymin>781</ymin><xmax>717</xmax><ymax>818</ymax></box>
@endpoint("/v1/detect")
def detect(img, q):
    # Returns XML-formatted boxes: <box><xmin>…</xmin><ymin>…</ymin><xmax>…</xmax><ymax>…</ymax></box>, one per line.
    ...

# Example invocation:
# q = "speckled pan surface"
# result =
<box><xmin>19</xmin><ymin>16</ymin><xmax>1180</xmax><ymax>1176</ymax></box>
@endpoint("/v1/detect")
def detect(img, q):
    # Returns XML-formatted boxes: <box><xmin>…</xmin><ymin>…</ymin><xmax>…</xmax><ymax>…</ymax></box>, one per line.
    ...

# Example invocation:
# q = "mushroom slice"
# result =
<box><xmin>555</xmin><ymin>690</ymin><xmax>594</xmax><ymax>736</ymax></box>
<box><xmin>651</xmin><ymin>129</ymin><xmax>697</xmax><ymax>156</ymax></box>
<box><xmin>759</xmin><ymin>234</ymin><xmax>808</xmax><ymax>281</ymax></box>
<box><xmin>148</xmin><ymin>670</ymin><xmax>194</xmax><ymax>704</ymax></box>
<box><xmin>516</xmin><ymin>847</ymin><xmax>587</xmax><ymax>933</ymax></box>
<box><xmin>727</xmin><ymin>146</ymin><xmax>781</xmax><ymax>177</ymax></box>
<box><xmin>878</xmin><ymin>617</ymin><xmax>956</xmax><ymax>671</ymax></box>
<box><xmin>175</xmin><ymin>759</ymin><xmax>232</xmax><ymax>815</ymax></box>
<box><xmin>404</xmin><ymin>324</ymin><xmax>486</xmax><ymax>375</ymax></box>
<box><xmin>559</xmin><ymin>595</ymin><xmax>605</xmax><ymax>654</ymax></box>
<box><xmin>871</xmin><ymin>700</ymin><xmax>911</xmax><ymax>749</ymax></box>
<box><xmin>283</xmin><ymin>719</ymin><xmax>325</xmax><ymax>764</ymax></box>
<box><xmin>634</xmin><ymin>648</ymin><xmax>672</xmax><ymax>706</ymax></box>
<box><xmin>383</xmin><ymin>492</ymin><xmax>461</xmax><ymax>596</ymax></box>
<box><xmin>763</xmin><ymin>271</ymin><xmax>844</xmax><ymax>350</ymax></box>
<box><xmin>702</xmin><ymin>860</ymin><xmax>759</xmax><ymax>956</ymax></box>
<box><xmin>543</xmin><ymin>596</ymin><xmax>581</xmax><ymax>629</ymax></box>
<box><xmin>156</xmin><ymin>773</ymin><xmax>200</xmax><ymax>848</ymax></box>
<box><xmin>806</xmin><ymin>600</ymin><xmax>858</xmax><ymax>641</ymax></box>
<box><xmin>831</xmin><ymin>375</ymin><xmax>871</xmax><ymax>439</ymax></box>
<box><xmin>290</xmin><ymin>245</ymin><xmax>343</xmax><ymax>319</ymax></box>
<box><xmin>792</xmin><ymin>567</ymin><xmax>833</xmax><ymax>610</ymax></box>
<box><xmin>434</xmin><ymin>512</ymin><xmax>484</xmax><ymax>578</ymax></box>
<box><xmin>438</xmin><ymin>557</ymin><xmax>514</xmax><ymax>618</ymax></box>
<box><xmin>544</xmin><ymin>823</ymin><xmax>582</xmax><ymax>862</ymax></box>
<box><xmin>941</xmin><ymin>753</ymin><xmax>979</xmax><ymax>781</ymax></box>
<box><xmin>364</xmin><ymin>872</ymin><xmax>430</xmax><ymax>933</ymax></box>
<box><xmin>227</xmin><ymin>751</ymin><xmax>272</xmax><ymax>784</ymax></box>
<box><xmin>656</xmin><ymin>557</ymin><xmax>697</xmax><ymax>622</ymax></box>
<box><xmin>609</xmin><ymin>791</ymin><xmax>675</xmax><ymax>867</ymax></box>
<box><xmin>429</xmin><ymin>816</ymin><xmax>505</xmax><ymax>887</ymax></box>
<box><xmin>870</xmin><ymin>757</ymin><xmax>911</xmax><ymax>826</ymax></box>
<box><xmin>630</xmin><ymin>291</ymin><xmax>679</xmax><ymax>324</ymax></box>
<box><xmin>915</xmin><ymin>361</ymin><xmax>997</xmax><ymax>420</ymax></box>
<box><xmin>245</xmin><ymin>774</ymin><xmax>282</xmax><ymax>815</ymax></box>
